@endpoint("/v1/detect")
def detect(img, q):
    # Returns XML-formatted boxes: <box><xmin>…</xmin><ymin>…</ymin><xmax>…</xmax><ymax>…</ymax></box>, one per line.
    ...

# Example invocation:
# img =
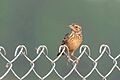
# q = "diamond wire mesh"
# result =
<box><xmin>0</xmin><ymin>44</ymin><xmax>120</xmax><ymax>80</ymax></box>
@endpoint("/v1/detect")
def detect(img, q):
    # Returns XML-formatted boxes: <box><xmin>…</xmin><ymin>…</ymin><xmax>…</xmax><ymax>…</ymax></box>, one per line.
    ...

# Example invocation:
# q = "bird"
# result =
<box><xmin>57</xmin><ymin>23</ymin><xmax>83</xmax><ymax>64</ymax></box>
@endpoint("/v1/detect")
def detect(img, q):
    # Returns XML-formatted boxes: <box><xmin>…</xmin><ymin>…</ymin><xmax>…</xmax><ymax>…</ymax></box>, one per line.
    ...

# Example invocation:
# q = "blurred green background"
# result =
<box><xmin>0</xmin><ymin>0</ymin><xmax>120</xmax><ymax>80</ymax></box>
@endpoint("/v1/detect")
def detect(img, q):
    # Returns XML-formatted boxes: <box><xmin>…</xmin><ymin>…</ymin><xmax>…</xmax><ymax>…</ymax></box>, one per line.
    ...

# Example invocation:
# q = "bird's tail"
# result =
<box><xmin>57</xmin><ymin>47</ymin><xmax>66</xmax><ymax>56</ymax></box>
<box><xmin>57</xmin><ymin>52</ymin><xmax>61</xmax><ymax>56</ymax></box>
<box><xmin>57</xmin><ymin>52</ymin><xmax>65</xmax><ymax>56</ymax></box>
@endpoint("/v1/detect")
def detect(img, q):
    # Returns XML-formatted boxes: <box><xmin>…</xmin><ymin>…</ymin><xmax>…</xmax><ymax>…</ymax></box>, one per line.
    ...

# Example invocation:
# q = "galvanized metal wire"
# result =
<box><xmin>0</xmin><ymin>44</ymin><xmax>120</xmax><ymax>80</ymax></box>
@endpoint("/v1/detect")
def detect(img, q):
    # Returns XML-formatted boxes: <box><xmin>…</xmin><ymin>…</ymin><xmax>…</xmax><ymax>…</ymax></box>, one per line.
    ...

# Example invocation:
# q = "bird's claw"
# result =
<box><xmin>76</xmin><ymin>59</ymin><xmax>79</xmax><ymax>64</ymax></box>
<box><xmin>75</xmin><ymin>58</ymin><xmax>79</xmax><ymax>64</ymax></box>
<box><xmin>67</xmin><ymin>56</ymin><xmax>70</xmax><ymax>63</ymax></box>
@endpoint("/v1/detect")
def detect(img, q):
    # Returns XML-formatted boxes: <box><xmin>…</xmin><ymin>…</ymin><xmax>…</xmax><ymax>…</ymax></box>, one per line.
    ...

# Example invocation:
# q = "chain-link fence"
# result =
<box><xmin>0</xmin><ymin>44</ymin><xmax>120</xmax><ymax>80</ymax></box>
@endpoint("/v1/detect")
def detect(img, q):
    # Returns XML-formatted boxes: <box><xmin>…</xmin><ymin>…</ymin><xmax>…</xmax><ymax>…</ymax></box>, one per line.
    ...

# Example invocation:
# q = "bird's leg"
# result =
<box><xmin>62</xmin><ymin>48</ymin><xmax>70</xmax><ymax>63</ymax></box>
<box><xmin>71</xmin><ymin>52</ymin><xmax>79</xmax><ymax>64</ymax></box>
<box><xmin>67</xmin><ymin>56</ymin><xmax>70</xmax><ymax>63</ymax></box>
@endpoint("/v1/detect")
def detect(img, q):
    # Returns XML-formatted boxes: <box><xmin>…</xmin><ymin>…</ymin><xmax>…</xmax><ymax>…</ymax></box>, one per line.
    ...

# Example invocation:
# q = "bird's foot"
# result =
<box><xmin>67</xmin><ymin>56</ymin><xmax>70</xmax><ymax>63</ymax></box>
<box><xmin>75</xmin><ymin>58</ymin><xmax>79</xmax><ymax>64</ymax></box>
<box><xmin>71</xmin><ymin>54</ymin><xmax>79</xmax><ymax>64</ymax></box>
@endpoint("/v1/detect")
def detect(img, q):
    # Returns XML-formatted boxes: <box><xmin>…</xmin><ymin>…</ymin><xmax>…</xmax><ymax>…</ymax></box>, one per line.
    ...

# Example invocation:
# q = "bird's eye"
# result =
<box><xmin>75</xmin><ymin>26</ymin><xmax>78</xmax><ymax>28</ymax></box>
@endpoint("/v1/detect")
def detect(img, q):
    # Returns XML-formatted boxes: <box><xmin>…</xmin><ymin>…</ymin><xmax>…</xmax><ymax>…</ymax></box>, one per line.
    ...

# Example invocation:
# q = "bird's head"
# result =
<box><xmin>69</xmin><ymin>23</ymin><xmax>82</xmax><ymax>33</ymax></box>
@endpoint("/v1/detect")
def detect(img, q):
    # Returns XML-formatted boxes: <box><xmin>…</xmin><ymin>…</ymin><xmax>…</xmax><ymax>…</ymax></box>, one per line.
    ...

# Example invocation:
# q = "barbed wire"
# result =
<box><xmin>0</xmin><ymin>44</ymin><xmax>120</xmax><ymax>80</ymax></box>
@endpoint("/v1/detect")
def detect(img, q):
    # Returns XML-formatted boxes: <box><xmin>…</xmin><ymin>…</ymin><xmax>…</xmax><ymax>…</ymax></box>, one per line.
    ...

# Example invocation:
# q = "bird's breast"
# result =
<box><xmin>67</xmin><ymin>35</ymin><xmax>82</xmax><ymax>51</ymax></box>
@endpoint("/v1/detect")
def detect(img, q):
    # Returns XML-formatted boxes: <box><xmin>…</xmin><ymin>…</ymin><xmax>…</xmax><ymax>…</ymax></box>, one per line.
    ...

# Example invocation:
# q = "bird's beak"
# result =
<box><xmin>69</xmin><ymin>25</ymin><xmax>74</xmax><ymax>30</ymax></box>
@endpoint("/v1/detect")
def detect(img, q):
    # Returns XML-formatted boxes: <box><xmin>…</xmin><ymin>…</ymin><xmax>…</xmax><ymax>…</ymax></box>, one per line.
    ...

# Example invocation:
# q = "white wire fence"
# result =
<box><xmin>0</xmin><ymin>44</ymin><xmax>120</xmax><ymax>80</ymax></box>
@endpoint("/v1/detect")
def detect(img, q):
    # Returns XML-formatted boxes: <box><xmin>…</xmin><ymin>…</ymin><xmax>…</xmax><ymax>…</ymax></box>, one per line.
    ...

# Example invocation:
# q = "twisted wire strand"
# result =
<box><xmin>0</xmin><ymin>44</ymin><xmax>120</xmax><ymax>80</ymax></box>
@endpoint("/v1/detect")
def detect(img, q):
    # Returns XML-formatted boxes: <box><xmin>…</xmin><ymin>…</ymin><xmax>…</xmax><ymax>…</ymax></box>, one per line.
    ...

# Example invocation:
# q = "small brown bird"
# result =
<box><xmin>57</xmin><ymin>23</ymin><xmax>83</xmax><ymax>64</ymax></box>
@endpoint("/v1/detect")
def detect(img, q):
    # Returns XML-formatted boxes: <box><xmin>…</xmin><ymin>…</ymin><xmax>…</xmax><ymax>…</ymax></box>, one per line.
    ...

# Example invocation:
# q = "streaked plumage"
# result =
<box><xmin>57</xmin><ymin>23</ymin><xmax>83</xmax><ymax>64</ymax></box>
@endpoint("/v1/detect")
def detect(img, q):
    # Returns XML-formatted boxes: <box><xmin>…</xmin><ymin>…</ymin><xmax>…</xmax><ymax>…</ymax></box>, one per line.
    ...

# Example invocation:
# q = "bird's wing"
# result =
<box><xmin>61</xmin><ymin>33</ymin><xmax>70</xmax><ymax>45</ymax></box>
<box><xmin>57</xmin><ymin>33</ymin><xmax>70</xmax><ymax>56</ymax></box>
<box><xmin>58</xmin><ymin>33</ymin><xmax>70</xmax><ymax>56</ymax></box>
